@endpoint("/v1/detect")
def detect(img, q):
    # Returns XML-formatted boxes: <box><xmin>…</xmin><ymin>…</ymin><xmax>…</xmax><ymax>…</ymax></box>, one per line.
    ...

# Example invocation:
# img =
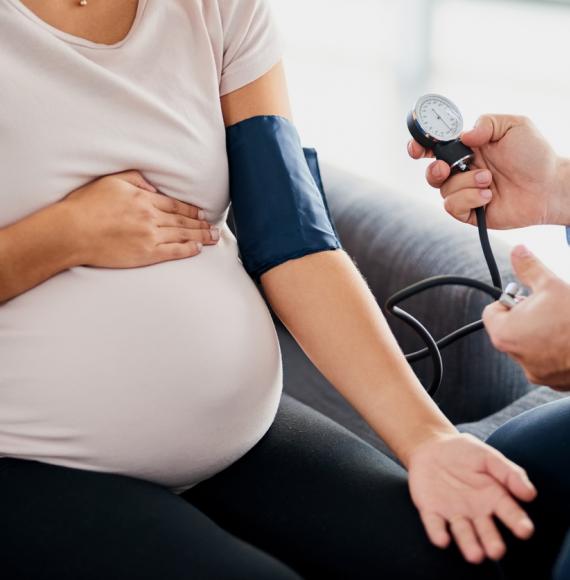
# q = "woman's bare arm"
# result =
<box><xmin>221</xmin><ymin>63</ymin><xmax>454</xmax><ymax>462</ymax></box>
<box><xmin>0</xmin><ymin>201</ymin><xmax>79</xmax><ymax>303</ymax></box>
<box><xmin>261</xmin><ymin>250</ymin><xmax>456</xmax><ymax>463</ymax></box>
<box><xmin>0</xmin><ymin>171</ymin><xmax>216</xmax><ymax>303</ymax></box>
<box><xmin>221</xmin><ymin>62</ymin><xmax>537</xmax><ymax>563</ymax></box>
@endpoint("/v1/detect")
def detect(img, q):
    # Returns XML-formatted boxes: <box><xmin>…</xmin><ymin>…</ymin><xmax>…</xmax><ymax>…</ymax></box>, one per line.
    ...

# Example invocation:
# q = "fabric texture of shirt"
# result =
<box><xmin>0</xmin><ymin>0</ymin><xmax>283</xmax><ymax>494</ymax></box>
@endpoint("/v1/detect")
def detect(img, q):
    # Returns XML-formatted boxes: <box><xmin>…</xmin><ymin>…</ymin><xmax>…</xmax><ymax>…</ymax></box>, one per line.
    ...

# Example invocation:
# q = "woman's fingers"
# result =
<box><xmin>473</xmin><ymin>516</ymin><xmax>506</xmax><ymax>561</ymax></box>
<box><xmin>157</xmin><ymin>212</ymin><xmax>210</xmax><ymax>231</ymax></box>
<box><xmin>449</xmin><ymin>517</ymin><xmax>485</xmax><ymax>564</ymax></box>
<box><xmin>420</xmin><ymin>512</ymin><xmax>450</xmax><ymax>549</ymax></box>
<box><xmin>153</xmin><ymin>241</ymin><xmax>203</xmax><ymax>263</ymax></box>
<box><xmin>444</xmin><ymin>189</ymin><xmax>493</xmax><ymax>223</ymax></box>
<box><xmin>150</xmin><ymin>192</ymin><xmax>205</xmax><ymax>220</ymax></box>
<box><xmin>485</xmin><ymin>453</ymin><xmax>538</xmax><ymax>502</ymax></box>
<box><xmin>494</xmin><ymin>494</ymin><xmax>535</xmax><ymax>540</ymax></box>
<box><xmin>117</xmin><ymin>170</ymin><xmax>158</xmax><ymax>193</ymax></box>
<box><xmin>158</xmin><ymin>227</ymin><xmax>220</xmax><ymax>245</ymax></box>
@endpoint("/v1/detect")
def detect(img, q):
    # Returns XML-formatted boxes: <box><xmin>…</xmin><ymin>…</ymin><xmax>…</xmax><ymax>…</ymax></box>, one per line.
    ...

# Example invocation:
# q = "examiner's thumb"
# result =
<box><xmin>511</xmin><ymin>245</ymin><xmax>552</xmax><ymax>290</ymax></box>
<box><xmin>461</xmin><ymin>114</ymin><xmax>515</xmax><ymax>148</ymax></box>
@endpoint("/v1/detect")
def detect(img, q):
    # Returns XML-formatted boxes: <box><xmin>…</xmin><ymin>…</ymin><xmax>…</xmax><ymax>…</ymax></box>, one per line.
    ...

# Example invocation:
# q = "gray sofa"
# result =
<box><xmin>270</xmin><ymin>163</ymin><xmax>565</xmax><ymax>458</ymax></box>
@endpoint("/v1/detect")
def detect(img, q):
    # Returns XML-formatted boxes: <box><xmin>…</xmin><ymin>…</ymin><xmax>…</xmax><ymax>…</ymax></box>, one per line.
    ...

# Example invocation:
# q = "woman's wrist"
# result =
<box><xmin>360</xmin><ymin>378</ymin><xmax>458</xmax><ymax>470</ymax></box>
<box><xmin>49</xmin><ymin>200</ymin><xmax>85</xmax><ymax>268</ymax></box>
<box><xmin>397</xmin><ymin>422</ymin><xmax>458</xmax><ymax>470</ymax></box>
<box><xmin>0</xmin><ymin>200</ymin><xmax>84</xmax><ymax>303</ymax></box>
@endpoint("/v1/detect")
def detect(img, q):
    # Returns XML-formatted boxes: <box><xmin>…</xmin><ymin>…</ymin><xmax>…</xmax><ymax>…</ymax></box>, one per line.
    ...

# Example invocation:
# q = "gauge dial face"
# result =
<box><xmin>414</xmin><ymin>94</ymin><xmax>463</xmax><ymax>142</ymax></box>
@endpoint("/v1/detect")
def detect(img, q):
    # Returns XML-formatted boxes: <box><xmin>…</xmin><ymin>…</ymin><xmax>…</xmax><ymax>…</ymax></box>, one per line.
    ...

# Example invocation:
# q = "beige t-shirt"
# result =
<box><xmin>0</xmin><ymin>0</ymin><xmax>283</xmax><ymax>494</ymax></box>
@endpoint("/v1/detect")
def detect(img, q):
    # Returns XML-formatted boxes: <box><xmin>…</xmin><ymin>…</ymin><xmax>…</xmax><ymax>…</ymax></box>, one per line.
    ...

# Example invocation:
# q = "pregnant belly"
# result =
<box><xmin>0</xmin><ymin>229</ymin><xmax>283</xmax><ymax>492</ymax></box>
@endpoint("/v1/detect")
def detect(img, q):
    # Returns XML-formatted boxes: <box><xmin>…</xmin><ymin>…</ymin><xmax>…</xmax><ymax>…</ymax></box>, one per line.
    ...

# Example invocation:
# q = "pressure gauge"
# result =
<box><xmin>408</xmin><ymin>94</ymin><xmax>463</xmax><ymax>146</ymax></box>
<box><xmin>407</xmin><ymin>93</ymin><xmax>475</xmax><ymax>173</ymax></box>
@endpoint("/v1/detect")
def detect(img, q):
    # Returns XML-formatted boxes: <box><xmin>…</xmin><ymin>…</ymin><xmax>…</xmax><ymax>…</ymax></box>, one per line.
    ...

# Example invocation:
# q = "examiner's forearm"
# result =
<box><xmin>0</xmin><ymin>202</ymin><xmax>79</xmax><ymax>303</ymax></box>
<box><xmin>261</xmin><ymin>250</ymin><xmax>456</xmax><ymax>467</ymax></box>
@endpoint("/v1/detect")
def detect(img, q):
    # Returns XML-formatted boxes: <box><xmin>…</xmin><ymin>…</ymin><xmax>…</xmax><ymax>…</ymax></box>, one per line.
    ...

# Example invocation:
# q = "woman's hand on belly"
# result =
<box><xmin>62</xmin><ymin>171</ymin><xmax>220</xmax><ymax>268</ymax></box>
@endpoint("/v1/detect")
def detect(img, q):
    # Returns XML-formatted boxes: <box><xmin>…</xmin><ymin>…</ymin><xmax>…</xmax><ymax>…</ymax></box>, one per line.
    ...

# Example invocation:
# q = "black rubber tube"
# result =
<box><xmin>385</xmin><ymin>207</ymin><xmax>503</xmax><ymax>396</ymax></box>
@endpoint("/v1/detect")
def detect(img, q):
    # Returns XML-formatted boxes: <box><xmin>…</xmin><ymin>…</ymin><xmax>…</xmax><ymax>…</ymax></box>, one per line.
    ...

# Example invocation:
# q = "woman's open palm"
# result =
<box><xmin>408</xmin><ymin>433</ymin><xmax>537</xmax><ymax>564</ymax></box>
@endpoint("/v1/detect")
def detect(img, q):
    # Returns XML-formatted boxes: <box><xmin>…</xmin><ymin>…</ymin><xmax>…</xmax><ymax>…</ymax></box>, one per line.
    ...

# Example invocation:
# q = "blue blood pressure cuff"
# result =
<box><xmin>226</xmin><ymin>115</ymin><xmax>342</xmax><ymax>281</ymax></box>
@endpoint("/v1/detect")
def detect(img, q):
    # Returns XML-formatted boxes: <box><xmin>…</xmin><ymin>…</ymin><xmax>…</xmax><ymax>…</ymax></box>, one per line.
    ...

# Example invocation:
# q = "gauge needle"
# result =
<box><xmin>432</xmin><ymin>108</ymin><xmax>451</xmax><ymax>131</ymax></box>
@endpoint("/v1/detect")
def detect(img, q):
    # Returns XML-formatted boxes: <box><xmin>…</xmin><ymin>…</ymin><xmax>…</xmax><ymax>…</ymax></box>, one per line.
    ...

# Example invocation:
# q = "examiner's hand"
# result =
<box><xmin>408</xmin><ymin>432</ymin><xmax>537</xmax><ymax>564</ymax></box>
<box><xmin>408</xmin><ymin>115</ymin><xmax>570</xmax><ymax>228</ymax></box>
<box><xmin>483</xmin><ymin>245</ymin><xmax>570</xmax><ymax>390</ymax></box>
<box><xmin>62</xmin><ymin>171</ymin><xmax>219</xmax><ymax>268</ymax></box>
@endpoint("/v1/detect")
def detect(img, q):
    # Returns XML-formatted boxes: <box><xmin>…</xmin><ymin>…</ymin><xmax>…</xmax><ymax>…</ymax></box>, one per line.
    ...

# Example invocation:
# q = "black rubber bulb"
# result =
<box><xmin>432</xmin><ymin>140</ymin><xmax>475</xmax><ymax>175</ymax></box>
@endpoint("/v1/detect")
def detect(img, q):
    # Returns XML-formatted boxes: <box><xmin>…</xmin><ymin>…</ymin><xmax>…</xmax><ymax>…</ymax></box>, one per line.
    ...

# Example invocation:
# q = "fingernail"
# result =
<box><xmin>513</xmin><ymin>245</ymin><xmax>532</xmax><ymax>258</ymax></box>
<box><xmin>198</xmin><ymin>210</ymin><xmax>206</xmax><ymax>220</ymax></box>
<box><xmin>521</xmin><ymin>518</ymin><xmax>534</xmax><ymax>531</ymax></box>
<box><xmin>210</xmin><ymin>228</ymin><xmax>220</xmax><ymax>241</ymax></box>
<box><xmin>476</xmin><ymin>170</ymin><xmax>491</xmax><ymax>185</ymax></box>
<box><xmin>481</xmin><ymin>189</ymin><xmax>493</xmax><ymax>200</ymax></box>
<box><xmin>196</xmin><ymin>242</ymin><xmax>203</xmax><ymax>251</ymax></box>
<box><xmin>432</xmin><ymin>165</ymin><xmax>443</xmax><ymax>178</ymax></box>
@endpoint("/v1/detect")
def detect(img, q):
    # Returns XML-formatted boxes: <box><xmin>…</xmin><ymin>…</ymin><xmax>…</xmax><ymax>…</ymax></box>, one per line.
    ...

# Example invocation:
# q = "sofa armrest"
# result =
<box><xmin>279</xmin><ymin>164</ymin><xmax>532</xmax><ymax>444</ymax></box>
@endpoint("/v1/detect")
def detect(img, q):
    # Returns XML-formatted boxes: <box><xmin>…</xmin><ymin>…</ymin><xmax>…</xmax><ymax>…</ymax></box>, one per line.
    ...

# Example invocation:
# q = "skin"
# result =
<box><xmin>0</xmin><ymin>171</ymin><xmax>219</xmax><ymax>301</ymax></box>
<box><xmin>1</xmin><ymin>1</ymin><xmax>541</xmax><ymax>566</ymax></box>
<box><xmin>408</xmin><ymin>114</ymin><xmax>570</xmax><ymax>389</ymax></box>
<box><xmin>483</xmin><ymin>246</ymin><xmax>570</xmax><ymax>390</ymax></box>
<box><xmin>20</xmin><ymin>0</ymin><xmax>141</xmax><ymax>45</ymax></box>
<box><xmin>408</xmin><ymin>114</ymin><xmax>570</xmax><ymax>228</ymax></box>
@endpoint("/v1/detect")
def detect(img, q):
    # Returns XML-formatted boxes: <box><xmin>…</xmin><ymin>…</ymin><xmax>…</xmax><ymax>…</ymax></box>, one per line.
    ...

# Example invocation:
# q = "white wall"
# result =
<box><xmin>271</xmin><ymin>0</ymin><xmax>570</xmax><ymax>280</ymax></box>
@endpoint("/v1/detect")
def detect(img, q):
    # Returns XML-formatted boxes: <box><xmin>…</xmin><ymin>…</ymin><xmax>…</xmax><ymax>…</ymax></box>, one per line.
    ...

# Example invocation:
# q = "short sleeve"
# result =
<box><xmin>218</xmin><ymin>0</ymin><xmax>282</xmax><ymax>97</ymax></box>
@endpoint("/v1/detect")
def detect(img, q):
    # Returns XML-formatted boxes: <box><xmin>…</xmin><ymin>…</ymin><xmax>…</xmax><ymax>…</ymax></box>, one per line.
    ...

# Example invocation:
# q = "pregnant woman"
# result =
<box><xmin>0</xmin><ymin>1</ymin><xmax>538</xmax><ymax>578</ymax></box>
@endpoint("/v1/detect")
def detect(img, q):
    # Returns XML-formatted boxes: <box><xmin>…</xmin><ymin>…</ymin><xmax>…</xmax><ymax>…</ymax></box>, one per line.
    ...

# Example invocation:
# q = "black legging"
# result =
<box><xmin>0</xmin><ymin>395</ymin><xmax>504</xmax><ymax>580</ymax></box>
<box><xmin>487</xmin><ymin>397</ymin><xmax>570</xmax><ymax>580</ymax></box>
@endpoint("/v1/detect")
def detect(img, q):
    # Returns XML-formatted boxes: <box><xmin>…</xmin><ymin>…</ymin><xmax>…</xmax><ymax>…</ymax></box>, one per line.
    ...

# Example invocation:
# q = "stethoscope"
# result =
<box><xmin>386</xmin><ymin>94</ymin><xmax>522</xmax><ymax>397</ymax></box>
